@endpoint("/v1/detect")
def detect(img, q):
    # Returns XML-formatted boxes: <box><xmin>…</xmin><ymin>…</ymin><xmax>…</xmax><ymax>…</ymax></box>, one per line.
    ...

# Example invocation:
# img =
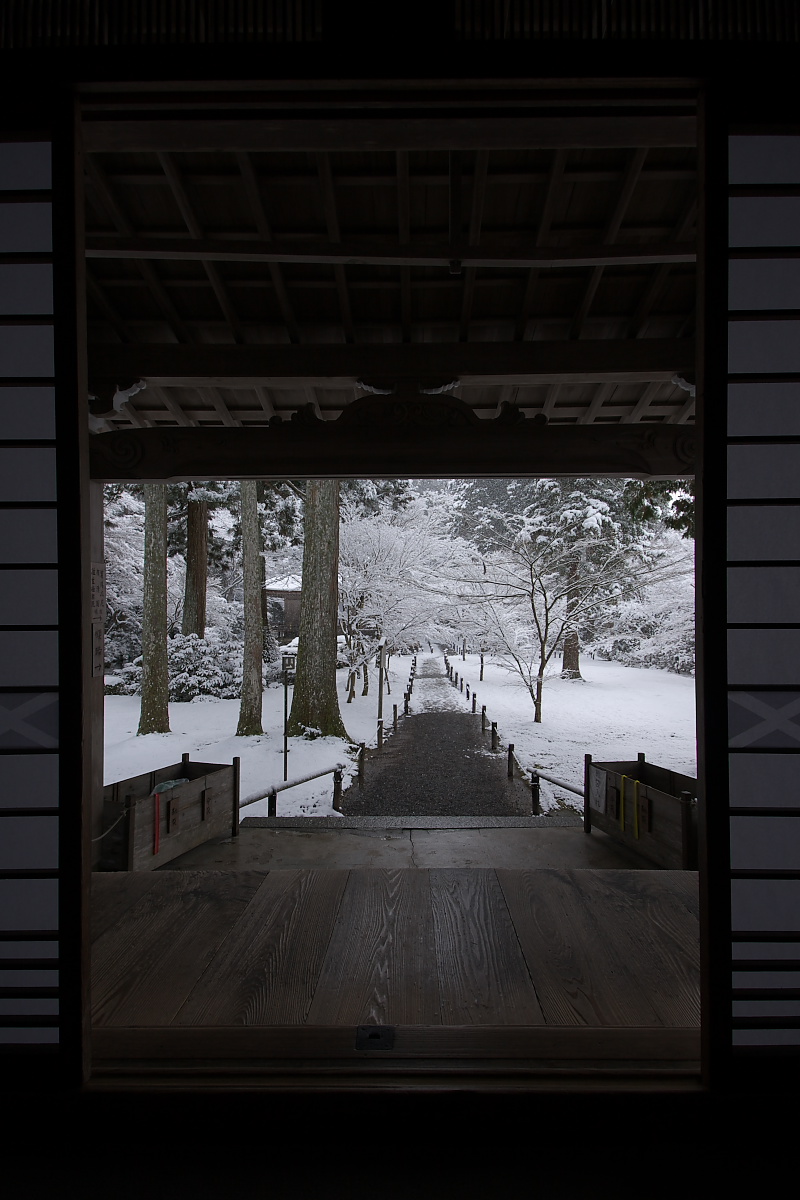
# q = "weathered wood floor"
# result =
<box><xmin>91</xmin><ymin>867</ymin><xmax>700</xmax><ymax>1030</ymax></box>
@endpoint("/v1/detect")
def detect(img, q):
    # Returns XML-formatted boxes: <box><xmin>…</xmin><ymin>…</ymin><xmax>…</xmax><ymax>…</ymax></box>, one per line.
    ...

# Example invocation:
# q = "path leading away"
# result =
<box><xmin>341</xmin><ymin>654</ymin><xmax>533</xmax><ymax>817</ymax></box>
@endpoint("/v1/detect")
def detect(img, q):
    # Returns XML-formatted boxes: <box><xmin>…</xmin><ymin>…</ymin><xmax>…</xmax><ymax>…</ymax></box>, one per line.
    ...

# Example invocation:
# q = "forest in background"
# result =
<box><xmin>102</xmin><ymin>476</ymin><xmax>695</xmax><ymax>736</ymax></box>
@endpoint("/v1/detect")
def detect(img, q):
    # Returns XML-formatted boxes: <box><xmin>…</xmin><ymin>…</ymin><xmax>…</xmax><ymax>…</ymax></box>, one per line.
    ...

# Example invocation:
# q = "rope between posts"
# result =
<box><xmin>442</xmin><ymin>652</ymin><xmax>585</xmax><ymax>804</ymax></box>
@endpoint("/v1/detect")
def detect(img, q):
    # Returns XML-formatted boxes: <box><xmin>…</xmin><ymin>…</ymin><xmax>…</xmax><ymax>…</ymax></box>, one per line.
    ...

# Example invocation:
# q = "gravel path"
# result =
<box><xmin>341</xmin><ymin>654</ymin><xmax>534</xmax><ymax>817</ymax></box>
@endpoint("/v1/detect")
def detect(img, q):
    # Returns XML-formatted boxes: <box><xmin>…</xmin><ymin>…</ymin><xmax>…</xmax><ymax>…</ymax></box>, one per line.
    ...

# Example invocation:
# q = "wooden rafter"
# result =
<box><xmin>459</xmin><ymin>149</ymin><xmax>490</xmax><ymax>342</ymax></box>
<box><xmin>396</xmin><ymin>150</ymin><xmax>411</xmax><ymax>343</ymax></box>
<box><xmin>569</xmin><ymin>148</ymin><xmax>648</xmax><ymax>341</ymax></box>
<box><xmin>578</xmin><ymin>381</ymin><xmax>617</xmax><ymax>425</ymax></box>
<box><xmin>514</xmin><ymin>148</ymin><xmax>568</xmax><ymax>341</ymax></box>
<box><xmin>85</xmin><ymin>156</ymin><xmax>194</xmax><ymax>345</ymax></box>
<box><xmin>629</xmin><ymin>194</ymin><xmax>698</xmax><ymax>338</ymax></box>
<box><xmin>623</xmin><ymin>380</ymin><xmax>664</xmax><ymax>423</ymax></box>
<box><xmin>316</xmin><ymin>152</ymin><xmax>354</xmax><ymax>344</ymax></box>
<box><xmin>235</xmin><ymin>152</ymin><xmax>300</xmax><ymax>344</ymax></box>
<box><xmin>157</xmin><ymin>152</ymin><xmax>246</xmax><ymax>343</ymax></box>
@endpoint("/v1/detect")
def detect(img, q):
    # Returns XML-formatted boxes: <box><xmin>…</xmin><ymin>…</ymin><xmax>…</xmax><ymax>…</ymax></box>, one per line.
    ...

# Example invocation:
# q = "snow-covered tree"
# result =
<box><xmin>137</xmin><ymin>484</ymin><xmax>170</xmax><ymax>734</ymax></box>
<box><xmin>447</xmin><ymin>479</ymin><xmax>665</xmax><ymax>721</ymax></box>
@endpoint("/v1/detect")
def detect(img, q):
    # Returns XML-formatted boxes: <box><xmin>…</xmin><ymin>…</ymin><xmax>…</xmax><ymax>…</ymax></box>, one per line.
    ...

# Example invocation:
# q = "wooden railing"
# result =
<box><xmin>239</xmin><ymin>762</ymin><xmax>347</xmax><ymax>817</ymax></box>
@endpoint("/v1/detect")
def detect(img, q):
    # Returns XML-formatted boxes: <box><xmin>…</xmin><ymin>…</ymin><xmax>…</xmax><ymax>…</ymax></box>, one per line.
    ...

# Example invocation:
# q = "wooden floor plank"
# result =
<box><xmin>90</xmin><ymin>872</ymin><xmax>162</xmax><ymax>944</ymax></box>
<box><xmin>91</xmin><ymin>871</ymin><xmax>266</xmax><ymax>1027</ymax></box>
<box><xmin>430</xmin><ymin>869</ymin><xmax>545</xmax><ymax>1026</ymax></box>
<box><xmin>306</xmin><ymin>869</ymin><xmax>440</xmax><ymax>1026</ymax></box>
<box><xmin>497</xmin><ymin>869</ymin><xmax>668</xmax><ymax>1026</ymax></box>
<box><xmin>569</xmin><ymin>870</ymin><xmax>700</xmax><ymax>1027</ymax></box>
<box><xmin>175</xmin><ymin>869</ymin><xmax>349</xmax><ymax>1026</ymax></box>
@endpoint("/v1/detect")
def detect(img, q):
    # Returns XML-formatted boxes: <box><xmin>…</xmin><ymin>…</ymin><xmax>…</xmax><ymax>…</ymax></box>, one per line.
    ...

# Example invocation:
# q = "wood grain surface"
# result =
<box><xmin>91</xmin><ymin>868</ymin><xmax>699</xmax><ymax>1032</ymax></box>
<box><xmin>176</xmin><ymin>869</ymin><xmax>348</xmax><ymax>1026</ymax></box>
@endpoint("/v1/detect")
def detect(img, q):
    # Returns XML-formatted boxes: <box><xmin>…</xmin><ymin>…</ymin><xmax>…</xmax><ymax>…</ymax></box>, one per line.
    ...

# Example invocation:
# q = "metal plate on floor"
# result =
<box><xmin>355</xmin><ymin>1025</ymin><xmax>395</xmax><ymax>1051</ymax></box>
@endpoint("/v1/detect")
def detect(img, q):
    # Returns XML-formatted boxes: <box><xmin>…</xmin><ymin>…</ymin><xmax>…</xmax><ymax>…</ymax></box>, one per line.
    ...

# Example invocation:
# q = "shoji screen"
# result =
<box><xmin>728</xmin><ymin>135</ymin><xmax>800</xmax><ymax>1052</ymax></box>
<box><xmin>0</xmin><ymin>139</ymin><xmax>60</xmax><ymax>1054</ymax></box>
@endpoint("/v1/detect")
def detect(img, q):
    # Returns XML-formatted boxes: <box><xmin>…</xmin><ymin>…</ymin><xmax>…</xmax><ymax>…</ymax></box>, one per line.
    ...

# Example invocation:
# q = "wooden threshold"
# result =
<box><xmin>88</xmin><ymin>1025</ymin><xmax>703</xmax><ymax>1093</ymax></box>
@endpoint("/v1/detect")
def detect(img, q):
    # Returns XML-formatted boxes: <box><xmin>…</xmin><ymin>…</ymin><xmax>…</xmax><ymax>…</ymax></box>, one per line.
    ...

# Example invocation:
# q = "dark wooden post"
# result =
<box><xmin>466</xmin><ymin>683</ymin><xmax>470</xmax><ymax>700</ymax></box>
<box><xmin>462</xmin><ymin>638</ymin><xmax>466</xmax><ymax>661</ymax></box>
<box><xmin>358</xmin><ymin>743</ymin><xmax>365</xmax><ymax>786</ymax></box>
<box><xmin>584</xmin><ymin>753</ymin><xmax>592</xmax><ymax>834</ymax></box>
<box><xmin>480</xmin><ymin>652</ymin><xmax>484</xmax><ymax>681</ymax></box>
<box><xmin>491</xmin><ymin>722</ymin><xmax>498</xmax><ymax>751</ymax></box>
<box><xmin>507</xmin><ymin>744</ymin><xmax>514</xmax><ymax>778</ymax></box>
<box><xmin>404</xmin><ymin>691</ymin><xmax>410</xmax><ymax>715</ymax></box>
<box><xmin>680</xmin><ymin>790</ymin><xmax>693</xmax><ymax>869</ymax></box>
<box><xmin>454</xmin><ymin>671</ymin><xmax>459</xmax><ymax>689</ymax></box>
<box><xmin>531</xmin><ymin>772</ymin><xmax>541</xmax><ymax>815</ymax></box>
<box><xmin>482</xmin><ymin>705</ymin><xmax>486</xmax><ymax>731</ymax></box>
<box><xmin>181</xmin><ymin>752</ymin><xmax>190</xmax><ymax>774</ymax></box>
<box><xmin>393</xmin><ymin>703</ymin><xmax>398</xmax><ymax>733</ymax></box>
<box><xmin>268</xmin><ymin>787</ymin><xmax>277</xmax><ymax>817</ymax></box>
<box><xmin>377</xmin><ymin>717</ymin><xmax>384</xmax><ymax>749</ymax></box>
<box><xmin>460</xmin><ymin>678</ymin><xmax>464</xmax><ymax>693</ymax></box>
<box><xmin>472</xmin><ymin>693</ymin><xmax>476</xmax><ymax>713</ymax></box>
<box><xmin>232</xmin><ymin>756</ymin><xmax>241</xmax><ymax>838</ymax></box>
<box><xmin>332</xmin><ymin>768</ymin><xmax>343</xmax><ymax>812</ymax></box>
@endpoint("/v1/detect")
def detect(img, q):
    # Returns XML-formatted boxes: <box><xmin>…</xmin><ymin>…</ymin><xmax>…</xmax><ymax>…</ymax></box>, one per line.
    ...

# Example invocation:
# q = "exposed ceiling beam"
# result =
<box><xmin>89</xmin><ymin>338</ymin><xmax>695</xmax><ymax>388</ymax></box>
<box><xmin>515</xmin><ymin>149</ymin><xmax>568</xmax><ymax>341</ymax></box>
<box><xmin>396</xmin><ymin>151</ymin><xmax>412</xmax><ymax>343</ymax></box>
<box><xmin>459</xmin><ymin>149</ymin><xmax>490</xmax><ymax>342</ymax></box>
<box><xmin>85</xmin><ymin>236</ymin><xmax>695</xmax><ymax>271</ymax></box>
<box><xmin>82</xmin><ymin>116</ymin><xmax>697</xmax><ymax>155</ymax></box>
<box><xmin>89</xmin><ymin>422</ymin><xmax>695</xmax><ymax>484</ymax></box>
<box><xmin>85</xmin><ymin>156</ymin><xmax>194</xmax><ymax>344</ymax></box>
<box><xmin>569</xmin><ymin>148</ymin><xmax>648</xmax><ymax>340</ymax></box>
<box><xmin>235</xmin><ymin>151</ymin><xmax>300</xmax><ymax>344</ymax></box>
<box><xmin>316</xmin><ymin>152</ymin><xmax>354</xmax><ymax>344</ymax></box>
<box><xmin>157</xmin><ymin>152</ymin><xmax>246</xmax><ymax>343</ymax></box>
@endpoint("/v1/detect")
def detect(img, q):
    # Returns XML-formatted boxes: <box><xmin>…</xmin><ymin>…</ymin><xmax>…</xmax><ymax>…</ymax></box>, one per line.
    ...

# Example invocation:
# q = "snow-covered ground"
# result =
<box><xmin>104</xmin><ymin>654</ymin><xmax>416</xmax><ymax>818</ymax></box>
<box><xmin>104</xmin><ymin>651</ymin><xmax>696</xmax><ymax>819</ymax></box>
<box><xmin>442</xmin><ymin>652</ymin><xmax>696</xmax><ymax>813</ymax></box>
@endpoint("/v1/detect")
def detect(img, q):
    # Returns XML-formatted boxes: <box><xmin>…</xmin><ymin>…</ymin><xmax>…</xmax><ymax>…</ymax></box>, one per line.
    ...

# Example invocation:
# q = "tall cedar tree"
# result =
<box><xmin>137</xmin><ymin>484</ymin><xmax>170</xmax><ymax>734</ymax></box>
<box><xmin>181</xmin><ymin>482</ymin><xmax>208</xmax><ymax>638</ymax></box>
<box><xmin>287</xmin><ymin>479</ymin><xmax>350</xmax><ymax>739</ymax></box>
<box><xmin>236</xmin><ymin>479</ymin><xmax>264</xmax><ymax>735</ymax></box>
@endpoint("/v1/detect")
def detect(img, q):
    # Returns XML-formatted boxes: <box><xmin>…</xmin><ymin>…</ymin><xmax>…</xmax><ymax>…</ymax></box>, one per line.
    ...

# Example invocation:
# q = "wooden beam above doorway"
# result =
<box><xmin>88</xmin><ymin>397</ymin><xmax>695</xmax><ymax>482</ymax></box>
<box><xmin>81</xmin><ymin>115</ymin><xmax>697</xmax><ymax>155</ymax></box>
<box><xmin>84</xmin><ymin>236</ymin><xmax>696</xmax><ymax>272</ymax></box>
<box><xmin>88</xmin><ymin>339</ymin><xmax>695</xmax><ymax>391</ymax></box>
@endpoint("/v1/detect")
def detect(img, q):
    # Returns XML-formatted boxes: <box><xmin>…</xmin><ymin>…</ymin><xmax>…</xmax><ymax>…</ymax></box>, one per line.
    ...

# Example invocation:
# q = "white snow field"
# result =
<box><xmin>104</xmin><ymin>651</ymin><xmax>696</xmax><ymax>819</ymax></box>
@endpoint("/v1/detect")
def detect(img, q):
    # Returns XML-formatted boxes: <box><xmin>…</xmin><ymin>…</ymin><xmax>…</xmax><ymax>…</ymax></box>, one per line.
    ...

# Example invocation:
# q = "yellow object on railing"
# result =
<box><xmin>634</xmin><ymin>779</ymin><xmax>640</xmax><ymax>838</ymax></box>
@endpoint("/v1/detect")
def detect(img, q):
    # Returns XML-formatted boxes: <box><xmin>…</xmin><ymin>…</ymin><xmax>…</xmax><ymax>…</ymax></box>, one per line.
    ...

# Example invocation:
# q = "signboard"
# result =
<box><xmin>91</xmin><ymin>562</ymin><xmax>106</xmax><ymax>623</ymax></box>
<box><xmin>92</xmin><ymin>622</ymin><xmax>104</xmax><ymax>678</ymax></box>
<box><xmin>589</xmin><ymin>766</ymin><xmax>606</xmax><ymax>813</ymax></box>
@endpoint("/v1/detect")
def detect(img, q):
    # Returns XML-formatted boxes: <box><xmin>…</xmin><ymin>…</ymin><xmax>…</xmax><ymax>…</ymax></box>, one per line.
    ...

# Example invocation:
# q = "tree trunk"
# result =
<box><xmin>181</xmin><ymin>486</ymin><xmax>208</xmax><ymax>638</ymax></box>
<box><xmin>561</xmin><ymin>629</ymin><xmax>582</xmax><ymax>679</ymax></box>
<box><xmin>534</xmin><ymin>658</ymin><xmax>545</xmax><ymax>724</ymax></box>
<box><xmin>138</xmin><ymin>484</ymin><xmax>170</xmax><ymax>734</ymax></box>
<box><xmin>257</xmin><ymin>482</ymin><xmax>279</xmax><ymax>665</ymax></box>
<box><xmin>287</xmin><ymin>479</ymin><xmax>350</xmax><ymax>739</ymax></box>
<box><xmin>561</xmin><ymin>561</ymin><xmax>583</xmax><ymax>679</ymax></box>
<box><xmin>236</xmin><ymin>479</ymin><xmax>264</xmax><ymax>736</ymax></box>
<box><xmin>361</xmin><ymin>659</ymin><xmax>369</xmax><ymax>697</ymax></box>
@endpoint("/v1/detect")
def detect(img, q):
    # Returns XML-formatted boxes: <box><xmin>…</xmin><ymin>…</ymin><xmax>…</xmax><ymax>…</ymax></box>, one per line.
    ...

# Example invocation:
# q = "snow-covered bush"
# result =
<box><xmin>166</xmin><ymin>631</ymin><xmax>242</xmax><ymax>701</ymax></box>
<box><xmin>104</xmin><ymin>631</ymin><xmax>244</xmax><ymax>700</ymax></box>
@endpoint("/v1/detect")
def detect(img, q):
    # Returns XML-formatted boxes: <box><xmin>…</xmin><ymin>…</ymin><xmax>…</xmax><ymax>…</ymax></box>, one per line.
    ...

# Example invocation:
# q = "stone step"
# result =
<box><xmin>241</xmin><ymin>812</ymin><xmax>583</xmax><ymax>830</ymax></box>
